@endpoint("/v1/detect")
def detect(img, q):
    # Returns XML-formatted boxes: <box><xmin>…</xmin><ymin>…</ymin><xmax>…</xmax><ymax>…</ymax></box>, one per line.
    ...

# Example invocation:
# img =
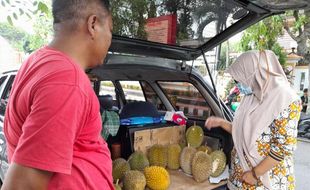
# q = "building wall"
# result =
<box><xmin>278</xmin><ymin>30</ymin><xmax>298</xmax><ymax>52</ymax></box>
<box><xmin>293</xmin><ymin>66</ymin><xmax>309</xmax><ymax>95</ymax></box>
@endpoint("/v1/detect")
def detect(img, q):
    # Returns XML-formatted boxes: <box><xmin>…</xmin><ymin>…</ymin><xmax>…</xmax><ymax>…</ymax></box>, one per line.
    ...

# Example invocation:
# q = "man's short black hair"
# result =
<box><xmin>52</xmin><ymin>0</ymin><xmax>110</xmax><ymax>25</ymax></box>
<box><xmin>304</xmin><ymin>88</ymin><xmax>308</xmax><ymax>93</ymax></box>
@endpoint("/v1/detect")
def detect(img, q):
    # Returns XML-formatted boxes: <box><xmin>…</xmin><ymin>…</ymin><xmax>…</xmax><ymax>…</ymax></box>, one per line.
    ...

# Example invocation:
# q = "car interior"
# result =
<box><xmin>88</xmin><ymin>54</ymin><xmax>233</xmax><ymax>188</ymax></box>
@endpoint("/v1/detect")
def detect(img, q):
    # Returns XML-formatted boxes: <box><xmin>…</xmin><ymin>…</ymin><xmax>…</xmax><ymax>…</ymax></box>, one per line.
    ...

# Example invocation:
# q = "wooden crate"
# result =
<box><xmin>168</xmin><ymin>170</ymin><xmax>227</xmax><ymax>190</ymax></box>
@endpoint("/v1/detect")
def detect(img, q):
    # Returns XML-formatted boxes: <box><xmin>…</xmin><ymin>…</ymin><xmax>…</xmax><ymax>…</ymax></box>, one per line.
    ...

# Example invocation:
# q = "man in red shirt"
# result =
<box><xmin>2</xmin><ymin>0</ymin><xmax>114</xmax><ymax>189</ymax></box>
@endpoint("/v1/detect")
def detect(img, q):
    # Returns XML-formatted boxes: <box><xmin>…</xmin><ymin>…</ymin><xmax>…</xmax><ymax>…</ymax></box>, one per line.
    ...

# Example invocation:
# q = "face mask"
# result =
<box><xmin>237</xmin><ymin>83</ymin><xmax>252</xmax><ymax>95</ymax></box>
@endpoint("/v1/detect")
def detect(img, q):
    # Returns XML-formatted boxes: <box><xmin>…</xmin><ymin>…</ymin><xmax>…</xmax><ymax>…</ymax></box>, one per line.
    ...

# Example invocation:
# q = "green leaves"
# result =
<box><xmin>110</xmin><ymin>0</ymin><xmax>150</xmax><ymax>38</ymax></box>
<box><xmin>0</xmin><ymin>0</ymin><xmax>50</xmax><ymax>25</ymax></box>
<box><xmin>1</xmin><ymin>0</ymin><xmax>52</xmax><ymax>53</ymax></box>
<box><xmin>6</xmin><ymin>16</ymin><xmax>13</xmax><ymax>25</ymax></box>
<box><xmin>19</xmin><ymin>8</ymin><xmax>24</xmax><ymax>15</ymax></box>
<box><xmin>37</xmin><ymin>1</ymin><xmax>49</xmax><ymax>14</ymax></box>
<box><xmin>13</xmin><ymin>12</ymin><xmax>17</xmax><ymax>20</ymax></box>
<box><xmin>0</xmin><ymin>22</ymin><xmax>29</xmax><ymax>51</ymax></box>
<box><xmin>1</xmin><ymin>1</ymin><xmax>6</xmax><ymax>7</ymax></box>
<box><xmin>240</xmin><ymin>15</ymin><xmax>287</xmax><ymax>65</ymax></box>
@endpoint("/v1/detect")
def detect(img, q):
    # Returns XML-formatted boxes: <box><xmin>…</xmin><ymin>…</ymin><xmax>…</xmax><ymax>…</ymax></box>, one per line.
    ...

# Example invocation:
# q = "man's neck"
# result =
<box><xmin>49</xmin><ymin>37</ymin><xmax>88</xmax><ymax>69</ymax></box>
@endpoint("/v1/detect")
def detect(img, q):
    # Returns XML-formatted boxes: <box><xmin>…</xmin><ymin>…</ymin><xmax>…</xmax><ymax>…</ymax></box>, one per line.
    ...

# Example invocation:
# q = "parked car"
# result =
<box><xmin>0</xmin><ymin>70</ymin><xmax>16</xmax><ymax>183</ymax></box>
<box><xmin>1</xmin><ymin>0</ymin><xmax>309</xmax><ymax>187</ymax></box>
<box><xmin>298</xmin><ymin>113</ymin><xmax>310</xmax><ymax>138</ymax></box>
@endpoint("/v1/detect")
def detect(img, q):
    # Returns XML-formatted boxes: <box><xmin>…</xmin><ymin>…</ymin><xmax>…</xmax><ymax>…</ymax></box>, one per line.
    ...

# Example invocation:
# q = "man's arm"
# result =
<box><xmin>1</xmin><ymin>163</ymin><xmax>52</xmax><ymax>190</ymax></box>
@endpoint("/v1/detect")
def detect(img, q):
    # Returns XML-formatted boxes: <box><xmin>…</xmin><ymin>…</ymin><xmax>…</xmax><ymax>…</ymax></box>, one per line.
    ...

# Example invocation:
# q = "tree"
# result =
<box><xmin>161</xmin><ymin>0</ymin><xmax>195</xmax><ymax>41</ymax></box>
<box><xmin>283</xmin><ymin>10</ymin><xmax>310</xmax><ymax>113</ymax></box>
<box><xmin>110</xmin><ymin>0</ymin><xmax>151</xmax><ymax>39</ymax></box>
<box><xmin>131</xmin><ymin>0</ymin><xmax>149</xmax><ymax>39</ymax></box>
<box><xmin>25</xmin><ymin>12</ymin><xmax>53</xmax><ymax>53</ymax></box>
<box><xmin>0</xmin><ymin>22</ymin><xmax>30</xmax><ymax>52</ymax></box>
<box><xmin>0</xmin><ymin>0</ymin><xmax>49</xmax><ymax>25</ymax></box>
<box><xmin>284</xmin><ymin>10</ymin><xmax>310</xmax><ymax>65</ymax></box>
<box><xmin>148</xmin><ymin>1</ymin><xmax>157</xmax><ymax>19</ymax></box>
<box><xmin>218</xmin><ymin>41</ymin><xmax>240</xmax><ymax>70</ymax></box>
<box><xmin>192</xmin><ymin>0</ymin><xmax>238</xmax><ymax>40</ymax></box>
<box><xmin>240</xmin><ymin>15</ymin><xmax>287</xmax><ymax>65</ymax></box>
<box><xmin>0</xmin><ymin>0</ymin><xmax>52</xmax><ymax>53</ymax></box>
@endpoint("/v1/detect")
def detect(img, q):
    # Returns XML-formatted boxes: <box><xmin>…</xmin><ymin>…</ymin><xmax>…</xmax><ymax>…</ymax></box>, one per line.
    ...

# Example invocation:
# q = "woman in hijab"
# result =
<box><xmin>205</xmin><ymin>50</ymin><xmax>301</xmax><ymax>190</ymax></box>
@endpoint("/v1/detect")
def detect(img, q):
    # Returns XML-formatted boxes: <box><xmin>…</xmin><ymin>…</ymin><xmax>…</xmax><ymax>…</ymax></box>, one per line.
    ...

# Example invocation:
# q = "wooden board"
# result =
<box><xmin>168</xmin><ymin>170</ymin><xmax>227</xmax><ymax>190</ymax></box>
<box><xmin>133</xmin><ymin>125</ymin><xmax>186</xmax><ymax>155</ymax></box>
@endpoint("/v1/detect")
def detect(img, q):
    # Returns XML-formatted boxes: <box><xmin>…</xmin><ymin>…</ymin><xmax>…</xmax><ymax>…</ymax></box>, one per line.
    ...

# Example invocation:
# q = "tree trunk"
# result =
<box><xmin>303</xmin><ymin>9</ymin><xmax>310</xmax><ymax>114</ymax></box>
<box><xmin>303</xmin><ymin>9</ymin><xmax>310</xmax><ymax>65</ymax></box>
<box><xmin>284</xmin><ymin>10</ymin><xmax>310</xmax><ymax>112</ymax></box>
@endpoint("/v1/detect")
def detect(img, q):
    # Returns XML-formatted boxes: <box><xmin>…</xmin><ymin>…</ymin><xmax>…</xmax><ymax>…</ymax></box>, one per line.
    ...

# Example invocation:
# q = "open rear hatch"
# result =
<box><xmin>109</xmin><ymin>0</ymin><xmax>309</xmax><ymax>60</ymax></box>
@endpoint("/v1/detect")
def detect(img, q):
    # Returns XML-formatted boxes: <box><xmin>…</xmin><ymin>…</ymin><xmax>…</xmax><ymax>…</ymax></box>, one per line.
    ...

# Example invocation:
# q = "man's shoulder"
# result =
<box><xmin>17</xmin><ymin>47</ymin><xmax>93</xmax><ymax>96</ymax></box>
<box><xmin>32</xmin><ymin>47</ymin><xmax>78</xmax><ymax>71</ymax></box>
<box><xmin>27</xmin><ymin>47</ymin><xmax>85</xmax><ymax>83</ymax></box>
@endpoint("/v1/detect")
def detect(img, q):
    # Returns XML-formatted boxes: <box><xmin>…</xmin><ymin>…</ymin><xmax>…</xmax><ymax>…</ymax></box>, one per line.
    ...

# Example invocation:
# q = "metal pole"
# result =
<box><xmin>202</xmin><ymin>50</ymin><xmax>217</xmax><ymax>95</ymax></box>
<box><xmin>201</xmin><ymin>49</ymin><xmax>225</xmax><ymax>118</ymax></box>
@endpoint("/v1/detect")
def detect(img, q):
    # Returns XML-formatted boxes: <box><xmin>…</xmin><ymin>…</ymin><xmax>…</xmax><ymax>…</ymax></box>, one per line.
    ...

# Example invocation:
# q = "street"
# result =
<box><xmin>295</xmin><ymin>139</ymin><xmax>310</xmax><ymax>190</ymax></box>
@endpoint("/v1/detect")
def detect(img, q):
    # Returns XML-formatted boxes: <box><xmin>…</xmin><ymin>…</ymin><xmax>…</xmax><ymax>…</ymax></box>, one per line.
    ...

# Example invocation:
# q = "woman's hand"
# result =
<box><xmin>204</xmin><ymin>116</ymin><xmax>225</xmax><ymax>130</ymax></box>
<box><xmin>204</xmin><ymin>116</ymin><xmax>232</xmax><ymax>134</ymax></box>
<box><xmin>242</xmin><ymin>171</ymin><xmax>258</xmax><ymax>185</ymax></box>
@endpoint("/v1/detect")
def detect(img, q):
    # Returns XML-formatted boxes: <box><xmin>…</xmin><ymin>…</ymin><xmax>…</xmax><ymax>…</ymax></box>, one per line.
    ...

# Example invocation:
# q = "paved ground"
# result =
<box><xmin>295</xmin><ymin>139</ymin><xmax>310</xmax><ymax>190</ymax></box>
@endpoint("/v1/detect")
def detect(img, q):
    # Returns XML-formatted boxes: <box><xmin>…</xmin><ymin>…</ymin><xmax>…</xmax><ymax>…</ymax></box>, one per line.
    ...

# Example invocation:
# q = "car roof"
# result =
<box><xmin>109</xmin><ymin>0</ymin><xmax>309</xmax><ymax>60</ymax></box>
<box><xmin>1</xmin><ymin>70</ymin><xmax>18</xmax><ymax>75</ymax></box>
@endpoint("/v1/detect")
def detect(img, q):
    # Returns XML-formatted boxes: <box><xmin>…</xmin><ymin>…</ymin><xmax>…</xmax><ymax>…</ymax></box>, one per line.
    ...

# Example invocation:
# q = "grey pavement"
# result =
<box><xmin>295</xmin><ymin>139</ymin><xmax>310</xmax><ymax>190</ymax></box>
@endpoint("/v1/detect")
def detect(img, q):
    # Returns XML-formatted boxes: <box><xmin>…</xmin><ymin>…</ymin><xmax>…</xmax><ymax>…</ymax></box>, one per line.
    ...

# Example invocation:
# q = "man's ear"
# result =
<box><xmin>87</xmin><ymin>15</ymin><xmax>98</xmax><ymax>39</ymax></box>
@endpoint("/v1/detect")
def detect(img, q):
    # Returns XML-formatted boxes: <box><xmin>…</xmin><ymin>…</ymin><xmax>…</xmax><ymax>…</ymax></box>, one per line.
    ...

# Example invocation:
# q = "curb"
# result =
<box><xmin>297</xmin><ymin>138</ymin><xmax>310</xmax><ymax>143</ymax></box>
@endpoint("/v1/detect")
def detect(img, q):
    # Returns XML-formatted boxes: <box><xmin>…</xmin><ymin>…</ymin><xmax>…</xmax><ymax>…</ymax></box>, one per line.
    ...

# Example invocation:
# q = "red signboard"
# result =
<box><xmin>145</xmin><ymin>14</ymin><xmax>177</xmax><ymax>45</ymax></box>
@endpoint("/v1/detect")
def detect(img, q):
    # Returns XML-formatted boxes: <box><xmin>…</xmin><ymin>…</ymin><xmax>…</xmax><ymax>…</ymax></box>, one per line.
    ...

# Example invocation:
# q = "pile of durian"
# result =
<box><xmin>112</xmin><ymin>123</ymin><xmax>227</xmax><ymax>190</ymax></box>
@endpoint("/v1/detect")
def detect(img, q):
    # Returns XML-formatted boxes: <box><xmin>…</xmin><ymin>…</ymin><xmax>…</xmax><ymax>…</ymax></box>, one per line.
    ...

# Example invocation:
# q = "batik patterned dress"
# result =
<box><xmin>229</xmin><ymin>100</ymin><xmax>302</xmax><ymax>190</ymax></box>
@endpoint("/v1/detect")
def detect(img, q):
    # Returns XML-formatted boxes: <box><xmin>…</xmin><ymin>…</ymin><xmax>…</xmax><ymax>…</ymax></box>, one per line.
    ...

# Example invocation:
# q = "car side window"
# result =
<box><xmin>0</xmin><ymin>76</ymin><xmax>8</xmax><ymax>98</ymax></box>
<box><xmin>0</xmin><ymin>75</ymin><xmax>9</xmax><ymax>117</ymax></box>
<box><xmin>3</xmin><ymin>75</ymin><xmax>15</xmax><ymax>101</ymax></box>
<box><xmin>119</xmin><ymin>81</ymin><xmax>146</xmax><ymax>102</ymax></box>
<box><xmin>140</xmin><ymin>81</ymin><xmax>167</xmax><ymax>111</ymax></box>
<box><xmin>99</xmin><ymin>81</ymin><xmax>116</xmax><ymax>100</ymax></box>
<box><xmin>158</xmin><ymin>81</ymin><xmax>211</xmax><ymax>120</ymax></box>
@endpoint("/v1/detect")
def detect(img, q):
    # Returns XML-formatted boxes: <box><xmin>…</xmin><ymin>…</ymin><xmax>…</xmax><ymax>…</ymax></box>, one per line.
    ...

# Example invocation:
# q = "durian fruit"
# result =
<box><xmin>114</xmin><ymin>179</ymin><xmax>122</xmax><ymax>190</ymax></box>
<box><xmin>210</xmin><ymin>150</ymin><xmax>227</xmax><ymax>177</ymax></box>
<box><xmin>192</xmin><ymin>151</ymin><xmax>212</xmax><ymax>183</ymax></box>
<box><xmin>167</xmin><ymin>144</ymin><xmax>181</xmax><ymax>170</ymax></box>
<box><xmin>112</xmin><ymin>158</ymin><xmax>131</xmax><ymax>182</ymax></box>
<box><xmin>197</xmin><ymin>145</ymin><xmax>213</xmax><ymax>154</ymax></box>
<box><xmin>186</xmin><ymin>124</ymin><xmax>204</xmax><ymax>148</ymax></box>
<box><xmin>123</xmin><ymin>170</ymin><xmax>146</xmax><ymax>190</ymax></box>
<box><xmin>179</xmin><ymin>145</ymin><xmax>197</xmax><ymax>175</ymax></box>
<box><xmin>144</xmin><ymin>166</ymin><xmax>170</xmax><ymax>190</ymax></box>
<box><xmin>179</xmin><ymin>139</ymin><xmax>187</xmax><ymax>149</ymax></box>
<box><xmin>128</xmin><ymin>151</ymin><xmax>149</xmax><ymax>171</ymax></box>
<box><xmin>148</xmin><ymin>144</ymin><xmax>167</xmax><ymax>168</ymax></box>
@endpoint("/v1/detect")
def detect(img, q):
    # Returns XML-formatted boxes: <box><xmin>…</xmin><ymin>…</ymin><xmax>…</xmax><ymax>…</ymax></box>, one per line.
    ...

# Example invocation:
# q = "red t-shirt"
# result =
<box><xmin>4</xmin><ymin>46</ymin><xmax>114</xmax><ymax>190</ymax></box>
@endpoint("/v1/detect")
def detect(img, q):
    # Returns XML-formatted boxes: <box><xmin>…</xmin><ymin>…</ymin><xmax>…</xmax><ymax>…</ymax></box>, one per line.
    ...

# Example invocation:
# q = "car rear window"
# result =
<box><xmin>158</xmin><ymin>81</ymin><xmax>211</xmax><ymax>120</ymax></box>
<box><xmin>111</xmin><ymin>0</ymin><xmax>247</xmax><ymax>48</ymax></box>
